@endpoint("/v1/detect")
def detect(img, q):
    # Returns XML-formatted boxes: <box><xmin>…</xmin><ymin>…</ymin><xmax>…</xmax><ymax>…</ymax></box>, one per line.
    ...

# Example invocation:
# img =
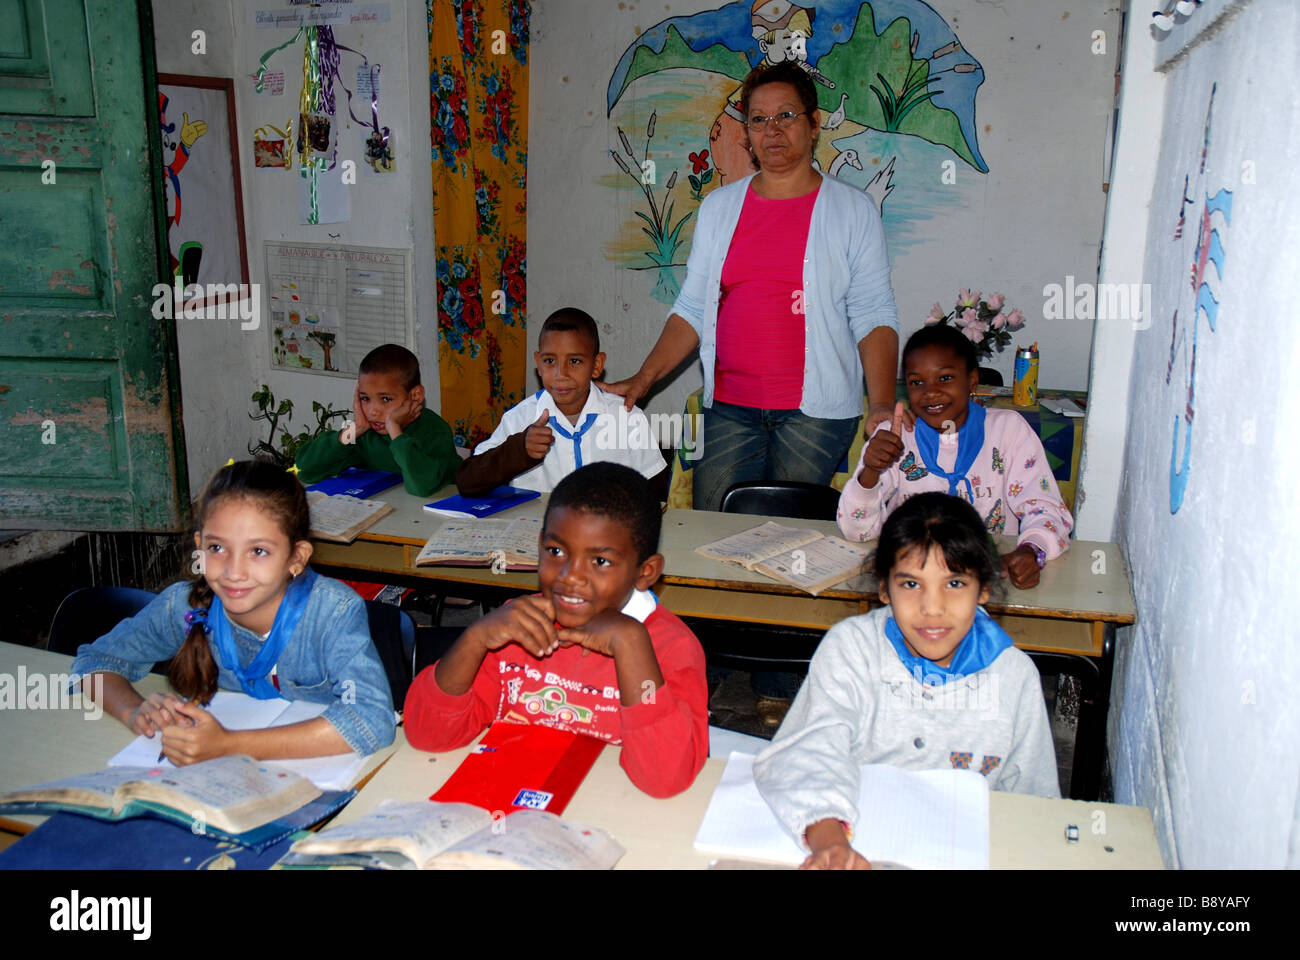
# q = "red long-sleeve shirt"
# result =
<box><xmin>405</xmin><ymin>602</ymin><xmax>709</xmax><ymax>798</ymax></box>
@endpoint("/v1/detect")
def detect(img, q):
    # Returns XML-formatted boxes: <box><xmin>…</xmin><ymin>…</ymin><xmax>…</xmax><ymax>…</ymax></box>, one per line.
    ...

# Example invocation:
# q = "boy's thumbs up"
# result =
<box><xmin>535</xmin><ymin>411</ymin><xmax>550</xmax><ymax>428</ymax></box>
<box><xmin>890</xmin><ymin>401</ymin><xmax>904</xmax><ymax>435</ymax></box>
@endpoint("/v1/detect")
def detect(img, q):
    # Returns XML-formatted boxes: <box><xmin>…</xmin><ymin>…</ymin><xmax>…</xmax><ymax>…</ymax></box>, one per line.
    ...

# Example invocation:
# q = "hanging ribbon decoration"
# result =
<box><xmin>253</xmin><ymin>24</ymin><xmax>391</xmax><ymax>221</ymax></box>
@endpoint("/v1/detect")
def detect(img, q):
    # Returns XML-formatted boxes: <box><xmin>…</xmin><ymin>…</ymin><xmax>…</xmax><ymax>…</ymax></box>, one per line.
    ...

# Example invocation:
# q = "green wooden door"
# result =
<box><xmin>0</xmin><ymin>0</ymin><xmax>188</xmax><ymax>531</ymax></box>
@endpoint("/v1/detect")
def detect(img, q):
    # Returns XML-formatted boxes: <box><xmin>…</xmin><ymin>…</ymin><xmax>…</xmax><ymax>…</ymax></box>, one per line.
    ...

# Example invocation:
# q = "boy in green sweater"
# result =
<box><xmin>296</xmin><ymin>344</ymin><xmax>458</xmax><ymax>497</ymax></box>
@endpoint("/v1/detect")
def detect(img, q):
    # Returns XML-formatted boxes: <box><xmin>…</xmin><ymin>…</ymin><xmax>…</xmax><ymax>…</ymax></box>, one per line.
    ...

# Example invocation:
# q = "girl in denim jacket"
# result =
<box><xmin>72</xmin><ymin>460</ymin><xmax>395</xmax><ymax>763</ymax></box>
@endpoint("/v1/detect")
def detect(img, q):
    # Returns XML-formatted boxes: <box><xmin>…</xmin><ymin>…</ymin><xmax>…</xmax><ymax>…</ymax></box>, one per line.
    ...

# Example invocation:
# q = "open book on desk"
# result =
<box><xmin>694</xmin><ymin>521</ymin><xmax>870</xmax><ymax>596</ymax></box>
<box><xmin>278</xmin><ymin>800</ymin><xmax>624</xmax><ymax>870</ymax></box>
<box><xmin>108</xmin><ymin>691</ymin><xmax>370</xmax><ymax>791</ymax></box>
<box><xmin>694</xmin><ymin>753</ymin><xmax>990</xmax><ymax>869</ymax></box>
<box><xmin>0</xmin><ymin>754</ymin><xmax>352</xmax><ymax>851</ymax></box>
<box><xmin>306</xmin><ymin>490</ymin><xmax>394</xmax><ymax>543</ymax></box>
<box><xmin>414</xmin><ymin>517</ymin><xmax>541</xmax><ymax>569</ymax></box>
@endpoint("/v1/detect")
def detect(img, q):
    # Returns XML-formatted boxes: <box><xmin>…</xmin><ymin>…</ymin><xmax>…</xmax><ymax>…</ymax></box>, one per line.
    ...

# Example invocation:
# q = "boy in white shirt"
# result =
<box><xmin>456</xmin><ymin>308</ymin><xmax>667</xmax><ymax>495</ymax></box>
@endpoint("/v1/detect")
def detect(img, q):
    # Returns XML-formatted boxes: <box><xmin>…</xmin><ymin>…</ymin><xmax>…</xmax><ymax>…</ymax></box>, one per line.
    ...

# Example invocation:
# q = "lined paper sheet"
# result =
<box><xmin>693</xmin><ymin>753</ymin><xmax>990</xmax><ymax>869</ymax></box>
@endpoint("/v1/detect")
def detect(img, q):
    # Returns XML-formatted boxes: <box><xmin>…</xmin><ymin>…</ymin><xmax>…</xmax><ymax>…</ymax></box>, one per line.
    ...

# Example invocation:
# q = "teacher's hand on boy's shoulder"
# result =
<box><xmin>466</xmin><ymin>595</ymin><xmax>560</xmax><ymax>659</ymax></box>
<box><xmin>857</xmin><ymin>402</ymin><xmax>907</xmax><ymax>489</ymax></box>
<box><xmin>1001</xmin><ymin>545</ymin><xmax>1041</xmax><ymax>590</ymax></box>
<box><xmin>602</xmin><ymin>373</ymin><xmax>650</xmax><ymax>413</ymax></box>
<box><xmin>126</xmin><ymin>691</ymin><xmax>186</xmax><ymax>738</ymax></box>
<box><xmin>524</xmin><ymin>412</ymin><xmax>555</xmax><ymax>460</ymax></box>
<box><xmin>160</xmin><ymin>701</ymin><xmax>232</xmax><ymax>765</ymax></box>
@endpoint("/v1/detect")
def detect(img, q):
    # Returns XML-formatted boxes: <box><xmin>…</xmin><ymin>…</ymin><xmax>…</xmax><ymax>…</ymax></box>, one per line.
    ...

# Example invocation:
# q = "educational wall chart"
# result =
<box><xmin>265</xmin><ymin>242</ymin><xmax>410</xmax><ymax>377</ymax></box>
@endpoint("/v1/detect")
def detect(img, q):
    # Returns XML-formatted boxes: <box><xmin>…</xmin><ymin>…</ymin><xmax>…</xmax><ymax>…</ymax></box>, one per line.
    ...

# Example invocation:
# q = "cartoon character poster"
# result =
<box><xmin>158</xmin><ymin>76</ymin><xmax>249</xmax><ymax>296</ymax></box>
<box><xmin>605</xmin><ymin>0</ymin><xmax>989</xmax><ymax>303</ymax></box>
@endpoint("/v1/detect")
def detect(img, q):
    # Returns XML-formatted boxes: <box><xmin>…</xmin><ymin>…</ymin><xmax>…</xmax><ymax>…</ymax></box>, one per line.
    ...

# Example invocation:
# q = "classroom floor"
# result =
<box><xmin>431</xmin><ymin>599</ymin><xmax>1081</xmax><ymax>798</ymax></box>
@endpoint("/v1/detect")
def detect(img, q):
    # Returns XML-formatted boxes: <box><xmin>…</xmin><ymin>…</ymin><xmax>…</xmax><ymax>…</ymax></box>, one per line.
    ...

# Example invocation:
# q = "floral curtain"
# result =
<box><xmin>428</xmin><ymin>0</ymin><xmax>530</xmax><ymax>450</ymax></box>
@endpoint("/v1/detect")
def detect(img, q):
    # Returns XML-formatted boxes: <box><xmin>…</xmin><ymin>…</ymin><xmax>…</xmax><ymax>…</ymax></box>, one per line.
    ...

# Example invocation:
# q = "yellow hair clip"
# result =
<box><xmin>286</xmin><ymin>464</ymin><xmax>301</xmax><ymax>476</ymax></box>
<box><xmin>225</xmin><ymin>458</ymin><xmax>236</xmax><ymax>466</ymax></box>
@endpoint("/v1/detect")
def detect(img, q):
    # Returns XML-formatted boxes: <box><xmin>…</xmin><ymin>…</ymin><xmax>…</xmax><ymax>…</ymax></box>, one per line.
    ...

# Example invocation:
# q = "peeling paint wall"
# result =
<box><xmin>1107</xmin><ymin>0</ymin><xmax>1300</xmax><ymax>867</ymax></box>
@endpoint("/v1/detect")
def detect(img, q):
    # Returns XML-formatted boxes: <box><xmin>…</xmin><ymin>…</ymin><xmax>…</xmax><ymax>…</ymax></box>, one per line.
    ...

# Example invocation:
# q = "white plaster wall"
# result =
<box><xmin>529</xmin><ymin>0</ymin><xmax>1119</xmax><ymax>420</ymax></box>
<box><xmin>1108</xmin><ymin>0</ymin><xmax>1300</xmax><ymax>867</ymax></box>
<box><xmin>156</xmin><ymin>0</ymin><xmax>437</xmax><ymax>498</ymax></box>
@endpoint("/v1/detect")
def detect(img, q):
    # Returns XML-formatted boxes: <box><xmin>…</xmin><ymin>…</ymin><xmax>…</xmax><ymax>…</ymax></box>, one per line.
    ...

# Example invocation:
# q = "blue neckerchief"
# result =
<box><xmin>196</xmin><ymin>568</ymin><xmax>317</xmax><ymax>699</ymax></box>
<box><xmin>549</xmin><ymin>412</ymin><xmax>600</xmax><ymax>468</ymax></box>
<box><xmin>884</xmin><ymin>607</ymin><xmax>1012</xmax><ymax>686</ymax></box>
<box><xmin>912</xmin><ymin>399</ymin><xmax>986</xmax><ymax>500</ymax></box>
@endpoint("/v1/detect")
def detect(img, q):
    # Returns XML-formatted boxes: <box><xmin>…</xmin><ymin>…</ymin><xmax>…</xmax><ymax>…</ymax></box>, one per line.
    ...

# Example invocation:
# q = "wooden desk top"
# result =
<box><xmin>0</xmin><ymin>643</ymin><xmax>393</xmax><ymax>833</ymax></box>
<box><xmin>331</xmin><ymin>486</ymin><xmax>1136</xmax><ymax>624</ymax></box>
<box><xmin>333</xmin><ymin>733</ymin><xmax>1164</xmax><ymax>870</ymax></box>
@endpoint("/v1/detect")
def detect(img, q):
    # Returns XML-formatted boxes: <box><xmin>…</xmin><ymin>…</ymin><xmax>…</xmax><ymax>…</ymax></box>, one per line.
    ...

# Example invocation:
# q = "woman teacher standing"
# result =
<box><xmin>608</xmin><ymin>61</ymin><xmax>901</xmax><ymax>511</ymax></box>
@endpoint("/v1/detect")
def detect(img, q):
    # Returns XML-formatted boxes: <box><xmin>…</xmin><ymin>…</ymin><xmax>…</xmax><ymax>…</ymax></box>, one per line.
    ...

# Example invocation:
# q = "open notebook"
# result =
<box><xmin>109</xmin><ymin>691</ymin><xmax>370</xmax><ymax>791</ymax></box>
<box><xmin>694</xmin><ymin>752</ymin><xmax>990</xmax><ymax>869</ymax></box>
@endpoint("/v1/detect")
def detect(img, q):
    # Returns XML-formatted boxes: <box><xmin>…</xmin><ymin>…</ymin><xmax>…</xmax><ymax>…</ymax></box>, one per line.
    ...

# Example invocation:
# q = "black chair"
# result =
<box><xmin>688</xmin><ymin>482</ymin><xmax>842</xmax><ymax>680</ymax></box>
<box><xmin>362</xmin><ymin>600</ymin><xmax>420</xmax><ymax>711</ymax></box>
<box><xmin>719</xmin><ymin>481</ymin><xmax>841</xmax><ymax>521</ymax></box>
<box><xmin>47</xmin><ymin>585</ymin><xmax>164</xmax><ymax>671</ymax></box>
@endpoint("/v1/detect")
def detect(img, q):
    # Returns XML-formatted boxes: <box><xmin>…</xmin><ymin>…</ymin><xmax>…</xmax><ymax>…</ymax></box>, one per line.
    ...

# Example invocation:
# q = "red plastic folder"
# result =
<box><xmin>431</xmin><ymin>722</ymin><xmax>605</xmax><ymax>816</ymax></box>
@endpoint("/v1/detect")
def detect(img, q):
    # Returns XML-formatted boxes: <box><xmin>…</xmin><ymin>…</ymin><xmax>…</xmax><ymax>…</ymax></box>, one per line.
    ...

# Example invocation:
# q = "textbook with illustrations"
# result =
<box><xmin>694</xmin><ymin>521</ymin><xmax>871</xmax><ymax>595</ymax></box>
<box><xmin>0</xmin><ymin>754</ymin><xmax>353</xmax><ymax>851</ymax></box>
<box><xmin>424</xmin><ymin>485</ymin><xmax>541</xmax><ymax>519</ymax></box>
<box><xmin>305</xmin><ymin>467</ymin><xmax>402</xmax><ymax>499</ymax></box>
<box><xmin>306</xmin><ymin>490</ymin><xmax>394</xmax><ymax>543</ymax></box>
<box><xmin>277</xmin><ymin>800</ymin><xmax>624</xmax><ymax>870</ymax></box>
<box><xmin>693</xmin><ymin>752</ymin><xmax>990</xmax><ymax>869</ymax></box>
<box><xmin>414</xmin><ymin>517</ymin><xmax>541</xmax><ymax>569</ymax></box>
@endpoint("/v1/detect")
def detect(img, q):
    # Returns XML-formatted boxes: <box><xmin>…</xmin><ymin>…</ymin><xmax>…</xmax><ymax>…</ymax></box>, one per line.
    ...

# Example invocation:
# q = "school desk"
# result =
<box><xmin>329</xmin><ymin>731</ymin><xmax>1164</xmax><ymax>870</ymax></box>
<box><xmin>308</xmin><ymin>487</ymin><xmax>1136</xmax><ymax>800</ymax></box>
<box><xmin>0</xmin><ymin>642</ymin><xmax>395</xmax><ymax>837</ymax></box>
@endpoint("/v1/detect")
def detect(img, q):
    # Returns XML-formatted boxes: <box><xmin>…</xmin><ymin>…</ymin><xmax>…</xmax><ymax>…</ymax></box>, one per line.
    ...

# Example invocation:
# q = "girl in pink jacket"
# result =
<box><xmin>838</xmin><ymin>324</ymin><xmax>1072</xmax><ymax>588</ymax></box>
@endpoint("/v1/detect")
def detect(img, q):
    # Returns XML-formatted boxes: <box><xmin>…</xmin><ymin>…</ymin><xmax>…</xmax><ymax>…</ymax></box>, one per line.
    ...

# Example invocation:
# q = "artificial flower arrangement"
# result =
<box><xmin>925</xmin><ymin>289</ymin><xmax>1027</xmax><ymax>360</ymax></box>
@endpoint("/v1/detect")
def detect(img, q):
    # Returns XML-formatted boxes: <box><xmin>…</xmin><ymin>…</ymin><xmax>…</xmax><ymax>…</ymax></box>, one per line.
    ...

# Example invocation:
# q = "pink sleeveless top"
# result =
<box><xmin>714</xmin><ymin>184</ymin><xmax>819</xmax><ymax>409</ymax></box>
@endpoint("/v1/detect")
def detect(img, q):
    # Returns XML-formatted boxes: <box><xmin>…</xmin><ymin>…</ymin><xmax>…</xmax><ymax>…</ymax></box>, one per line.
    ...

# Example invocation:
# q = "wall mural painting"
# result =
<box><xmin>1166</xmin><ymin>82</ymin><xmax>1231</xmax><ymax>515</ymax></box>
<box><xmin>605</xmin><ymin>0</ymin><xmax>989</xmax><ymax>303</ymax></box>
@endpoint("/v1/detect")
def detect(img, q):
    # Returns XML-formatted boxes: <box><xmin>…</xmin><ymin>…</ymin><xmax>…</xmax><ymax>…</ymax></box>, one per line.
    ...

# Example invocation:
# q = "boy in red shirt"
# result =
<box><xmin>404</xmin><ymin>463</ymin><xmax>709</xmax><ymax>797</ymax></box>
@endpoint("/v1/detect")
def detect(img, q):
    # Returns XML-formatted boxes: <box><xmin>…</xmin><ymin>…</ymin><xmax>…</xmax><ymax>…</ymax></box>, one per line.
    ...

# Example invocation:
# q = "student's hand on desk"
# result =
<box><xmin>857</xmin><ymin>402</ymin><xmax>907</xmax><ymax>489</ymax></box>
<box><xmin>801</xmin><ymin>819</ymin><xmax>872</xmax><ymax>870</ymax></box>
<box><xmin>126</xmin><ymin>692</ymin><xmax>186</xmax><ymax>737</ymax></box>
<box><xmin>524</xmin><ymin>412</ymin><xmax>554</xmax><ymax>460</ymax></box>
<box><xmin>1001</xmin><ymin>545</ymin><xmax>1041</xmax><ymax>590</ymax></box>
<box><xmin>160</xmin><ymin>700</ymin><xmax>231</xmax><ymax>765</ymax></box>
<box><xmin>468</xmin><ymin>595</ymin><xmax>560</xmax><ymax>659</ymax></box>
<box><xmin>556</xmin><ymin>610</ymin><xmax>645</xmax><ymax>659</ymax></box>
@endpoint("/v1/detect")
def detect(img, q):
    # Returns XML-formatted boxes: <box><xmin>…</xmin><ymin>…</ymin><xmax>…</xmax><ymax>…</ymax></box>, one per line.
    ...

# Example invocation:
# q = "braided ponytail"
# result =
<box><xmin>169</xmin><ymin>573</ymin><xmax>220</xmax><ymax>703</ymax></box>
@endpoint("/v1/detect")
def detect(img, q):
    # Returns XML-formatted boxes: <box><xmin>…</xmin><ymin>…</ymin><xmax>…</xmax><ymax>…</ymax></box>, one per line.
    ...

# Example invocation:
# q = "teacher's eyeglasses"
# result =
<box><xmin>745</xmin><ymin>111</ymin><xmax>809</xmax><ymax>131</ymax></box>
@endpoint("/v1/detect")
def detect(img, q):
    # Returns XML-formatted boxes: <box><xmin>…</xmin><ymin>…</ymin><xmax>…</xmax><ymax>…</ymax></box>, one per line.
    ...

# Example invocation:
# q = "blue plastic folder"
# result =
<box><xmin>0</xmin><ymin>814</ymin><xmax>306</xmax><ymax>870</ymax></box>
<box><xmin>306</xmin><ymin>467</ymin><xmax>402</xmax><ymax>499</ymax></box>
<box><xmin>425</xmin><ymin>485</ymin><xmax>541</xmax><ymax>518</ymax></box>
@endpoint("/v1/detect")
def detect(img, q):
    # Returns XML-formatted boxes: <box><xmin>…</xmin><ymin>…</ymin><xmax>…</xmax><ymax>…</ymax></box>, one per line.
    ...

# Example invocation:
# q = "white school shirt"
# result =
<box><xmin>471</xmin><ymin>385</ymin><xmax>666</xmax><ymax>492</ymax></box>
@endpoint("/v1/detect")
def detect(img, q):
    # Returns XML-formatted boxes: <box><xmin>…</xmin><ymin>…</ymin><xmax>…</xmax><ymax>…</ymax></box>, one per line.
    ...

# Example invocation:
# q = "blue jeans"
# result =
<box><xmin>692</xmin><ymin>401</ymin><xmax>861</xmax><ymax>512</ymax></box>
